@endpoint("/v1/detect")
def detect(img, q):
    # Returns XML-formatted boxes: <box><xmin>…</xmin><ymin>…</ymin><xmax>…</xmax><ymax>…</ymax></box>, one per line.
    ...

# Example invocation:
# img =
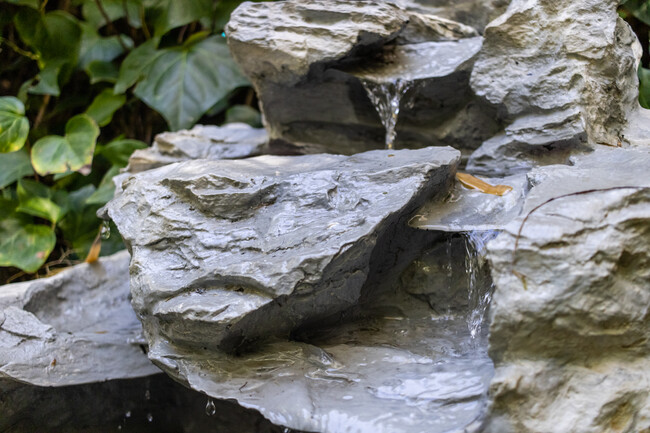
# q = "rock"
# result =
<box><xmin>226</xmin><ymin>0</ymin><xmax>499</xmax><ymax>156</ymax></box>
<box><xmin>388</xmin><ymin>0</ymin><xmax>510</xmax><ymax>33</ymax></box>
<box><xmin>0</xmin><ymin>251</ymin><xmax>159</xmax><ymax>387</ymax></box>
<box><xmin>410</xmin><ymin>172</ymin><xmax>528</xmax><ymax>232</ymax></box>
<box><xmin>104</xmin><ymin>147</ymin><xmax>460</xmax><ymax>353</ymax></box>
<box><xmin>482</xmin><ymin>147</ymin><xmax>650</xmax><ymax>432</ymax></box>
<box><xmin>469</xmin><ymin>0</ymin><xmax>647</xmax><ymax>175</ymax></box>
<box><xmin>126</xmin><ymin>123</ymin><xmax>267</xmax><ymax>174</ymax></box>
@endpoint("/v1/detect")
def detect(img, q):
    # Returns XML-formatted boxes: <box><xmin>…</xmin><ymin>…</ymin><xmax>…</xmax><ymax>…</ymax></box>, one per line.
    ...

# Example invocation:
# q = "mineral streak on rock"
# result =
<box><xmin>105</xmin><ymin>147</ymin><xmax>460</xmax><ymax>354</ymax></box>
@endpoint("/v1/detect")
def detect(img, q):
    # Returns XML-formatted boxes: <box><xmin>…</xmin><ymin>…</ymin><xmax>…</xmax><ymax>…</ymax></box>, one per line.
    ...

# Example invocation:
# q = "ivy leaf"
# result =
<box><xmin>82</xmin><ymin>0</ymin><xmax>142</xmax><ymax>29</ymax></box>
<box><xmin>0</xmin><ymin>96</ymin><xmax>29</xmax><ymax>153</ymax></box>
<box><xmin>146</xmin><ymin>0</ymin><xmax>212</xmax><ymax>36</ymax></box>
<box><xmin>78</xmin><ymin>22</ymin><xmax>133</xmax><ymax>70</ymax></box>
<box><xmin>100</xmin><ymin>138</ymin><xmax>147</xmax><ymax>167</ymax></box>
<box><xmin>134</xmin><ymin>35</ymin><xmax>249</xmax><ymax>131</ymax></box>
<box><xmin>86</xmin><ymin>165</ymin><xmax>120</xmax><ymax>205</ymax></box>
<box><xmin>16</xmin><ymin>179</ymin><xmax>67</xmax><ymax>224</ymax></box>
<box><xmin>225</xmin><ymin>105</ymin><xmax>262</xmax><ymax>127</ymax></box>
<box><xmin>31</xmin><ymin>114</ymin><xmax>100</xmax><ymax>176</ymax></box>
<box><xmin>85</xmin><ymin>89</ymin><xmax>126</xmax><ymax>126</ymax></box>
<box><xmin>14</xmin><ymin>9</ymin><xmax>82</xmax><ymax>95</ymax></box>
<box><xmin>0</xmin><ymin>148</ymin><xmax>34</xmax><ymax>189</ymax></box>
<box><xmin>0</xmin><ymin>198</ymin><xmax>55</xmax><ymax>273</ymax></box>
<box><xmin>86</xmin><ymin>60</ymin><xmax>120</xmax><ymax>84</ymax></box>
<box><xmin>114</xmin><ymin>37</ymin><xmax>162</xmax><ymax>94</ymax></box>
<box><xmin>623</xmin><ymin>0</ymin><xmax>650</xmax><ymax>26</ymax></box>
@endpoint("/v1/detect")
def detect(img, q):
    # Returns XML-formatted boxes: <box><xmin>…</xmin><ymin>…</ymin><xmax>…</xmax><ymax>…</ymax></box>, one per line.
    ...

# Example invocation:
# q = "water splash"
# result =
<box><xmin>361</xmin><ymin>79</ymin><xmax>413</xmax><ymax>150</ymax></box>
<box><xmin>462</xmin><ymin>231</ymin><xmax>499</xmax><ymax>339</ymax></box>
<box><xmin>205</xmin><ymin>398</ymin><xmax>216</xmax><ymax>416</ymax></box>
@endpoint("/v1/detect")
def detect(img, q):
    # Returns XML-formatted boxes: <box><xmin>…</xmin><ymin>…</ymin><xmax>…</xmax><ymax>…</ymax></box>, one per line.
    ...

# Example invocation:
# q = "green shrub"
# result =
<box><xmin>0</xmin><ymin>0</ymin><xmax>259</xmax><ymax>282</ymax></box>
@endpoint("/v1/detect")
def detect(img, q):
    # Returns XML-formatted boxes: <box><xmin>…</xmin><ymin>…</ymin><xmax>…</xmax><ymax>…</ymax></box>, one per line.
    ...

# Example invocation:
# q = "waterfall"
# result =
<box><xmin>361</xmin><ymin>79</ymin><xmax>413</xmax><ymax>150</ymax></box>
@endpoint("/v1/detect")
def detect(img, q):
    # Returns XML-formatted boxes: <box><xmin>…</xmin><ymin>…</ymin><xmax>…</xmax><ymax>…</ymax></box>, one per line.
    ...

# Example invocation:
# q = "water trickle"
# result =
<box><xmin>205</xmin><ymin>398</ymin><xmax>216</xmax><ymax>416</ymax></box>
<box><xmin>146</xmin><ymin>413</ymin><xmax>153</xmax><ymax>422</ymax></box>
<box><xmin>144</xmin><ymin>389</ymin><xmax>151</xmax><ymax>400</ymax></box>
<box><xmin>361</xmin><ymin>79</ymin><xmax>413</xmax><ymax>150</ymax></box>
<box><xmin>462</xmin><ymin>231</ymin><xmax>500</xmax><ymax>339</ymax></box>
<box><xmin>101</xmin><ymin>220</ymin><xmax>111</xmax><ymax>240</ymax></box>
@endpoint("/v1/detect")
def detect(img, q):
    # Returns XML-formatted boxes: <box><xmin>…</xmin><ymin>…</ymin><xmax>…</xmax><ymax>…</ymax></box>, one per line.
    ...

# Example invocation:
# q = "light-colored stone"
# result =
<box><xmin>126</xmin><ymin>123</ymin><xmax>267</xmax><ymax>174</ymax></box>
<box><xmin>469</xmin><ymin>0</ymin><xmax>647</xmax><ymax>175</ymax></box>
<box><xmin>0</xmin><ymin>251</ymin><xmax>158</xmax><ymax>387</ymax></box>
<box><xmin>227</xmin><ymin>0</ymin><xmax>498</xmax><ymax>156</ymax></box>
<box><xmin>482</xmin><ymin>147</ymin><xmax>650</xmax><ymax>433</ymax></box>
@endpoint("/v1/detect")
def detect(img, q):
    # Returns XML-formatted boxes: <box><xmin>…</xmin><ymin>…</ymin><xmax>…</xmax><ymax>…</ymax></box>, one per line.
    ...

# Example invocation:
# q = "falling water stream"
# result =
<box><xmin>361</xmin><ymin>79</ymin><xmax>413</xmax><ymax>149</ymax></box>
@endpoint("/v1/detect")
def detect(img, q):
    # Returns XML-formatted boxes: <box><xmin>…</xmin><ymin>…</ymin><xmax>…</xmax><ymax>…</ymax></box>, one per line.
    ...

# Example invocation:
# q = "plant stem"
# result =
<box><xmin>94</xmin><ymin>0</ymin><xmax>130</xmax><ymax>51</ymax></box>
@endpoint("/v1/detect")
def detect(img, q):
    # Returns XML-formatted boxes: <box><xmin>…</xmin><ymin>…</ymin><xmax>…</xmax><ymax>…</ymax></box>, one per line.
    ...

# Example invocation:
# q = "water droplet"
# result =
<box><xmin>125</xmin><ymin>411</ymin><xmax>131</xmax><ymax>418</ymax></box>
<box><xmin>101</xmin><ymin>220</ymin><xmax>111</xmax><ymax>240</ymax></box>
<box><xmin>144</xmin><ymin>389</ymin><xmax>151</xmax><ymax>400</ymax></box>
<box><xmin>117</xmin><ymin>426</ymin><xmax>122</xmax><ymax>431</ymax></box>
<box><xmin>205</xmin><ymin>398</ymin><xmax>216</xmax><ymax>416</ymax></box>
<box><xmin>282</xmin><ymin>428</ymin><xmax>292</xmax><ymax>433</ymax></box>
<box><xmin>146</xmin><ymin>413</ymin><xmax>153</xmax><ymax>422</ymax></box>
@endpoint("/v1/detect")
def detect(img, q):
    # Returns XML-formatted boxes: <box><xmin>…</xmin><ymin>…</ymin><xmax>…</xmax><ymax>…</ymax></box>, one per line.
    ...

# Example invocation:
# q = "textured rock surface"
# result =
<box><xmin>483</xmin><ymin>147</ymin><xmax>650</xmax><ymax>433</ymax></box>
<box><xmin>227</xmin><ymin>0</ymin><xmax>498</xmax><ymax>156</ymax></box>
<box><xmin>126</xmin><ymin>123</ymin><xmax>267</xmax><ymax>174</ymax></box>
<box><xmin>105</xmin><ymin>147</ymin><xmax>460</xmax><ymax>354</ymax></box>
<box><xmin>389</xmin><ymin>0</ymin><xmax>510</xmax><ymax>33</ymax></box>
<box><xmin>469</xmin><ymin>0</ymin><xmax>647</xmax><ymax>175</ymax></box>
<box><xmin>0</xmin><ymin>251</ymin><xmax>158</xmax><ymax>387</ymax></box>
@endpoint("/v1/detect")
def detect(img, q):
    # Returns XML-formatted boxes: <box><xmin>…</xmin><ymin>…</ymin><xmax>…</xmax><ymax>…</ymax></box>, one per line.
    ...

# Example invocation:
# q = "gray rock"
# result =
<box><xmin>105</xmin><ymin>147</ymin><xmax>460</xmax><ymax>354</ymax></box>
<box><xmin>0</xmin><ymin>251</ymin><xmax>159</xmax><ymax>387</ymax></box>
<box><xmin>388</xmin><ymin>0</ymin><xmax>510</xmax><ymax>33</ymax></box>
<box><xmin>227</xmin><ymin>0</ymin><xmax>499</xmax><ymax>156</ymax></box>
<box><xmin>126</xmin><ymin>123</ymin><xmax>267</xmax><ymax>174</ymax></box>
<box><xmin>469</xmin><ymin>0</ymin><xmax>646</xmax><ymax>175</ymax></box>
<box><xmin>410</xmin><ymin>172</ymin><xmax>528</xmax><ymax>232</ymax></box>
<box><xmin>482</xmin><ymin>146</ymin><xmax>650</xmax><ymax>432</ymax></box>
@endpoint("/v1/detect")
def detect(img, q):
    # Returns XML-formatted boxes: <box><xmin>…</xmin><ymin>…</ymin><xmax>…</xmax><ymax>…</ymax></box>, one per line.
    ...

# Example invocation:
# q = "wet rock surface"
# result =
<box><xmin>469</xmin><ymin>0</ymin><xmax>643</xmax><ymax>175</ymax></box>
<box><xmin>227</xmin><ymin>0</ymin><xmax>499</xmax><ymax>156</ymax></box>
<box><xmin>483</xmin><ymin>147</ymin><xmax>650</xmax><ymax>433</ymax></box>
<box><xmin>125</xmin><ymin>123</ymin><xmax>267</xmax><ymax>174</ymax></box>
<box><xmin>105</xmin><ymin>147</ymin><xmax>460</xmax><ymax>353</ymax></box>
<box><xmin>0</xmin><ymin>251</ymin><xmax>158</xmax><ymax>387</ymax></box>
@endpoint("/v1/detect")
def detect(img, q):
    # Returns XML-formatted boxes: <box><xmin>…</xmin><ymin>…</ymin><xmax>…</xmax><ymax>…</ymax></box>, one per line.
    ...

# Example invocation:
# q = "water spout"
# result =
<box><xmin>361</xmin><ymin>79</ymin><xmax>413</xmax><ymax>150</ymax></box>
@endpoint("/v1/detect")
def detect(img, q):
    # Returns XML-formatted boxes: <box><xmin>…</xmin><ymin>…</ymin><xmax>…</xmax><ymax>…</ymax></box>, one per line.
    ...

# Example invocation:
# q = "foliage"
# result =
<box><xmin>621</xmin><ymin>0</ymin><xmax>650</xmax><ymax>108</ymax></box>
<box><xmin>0</xmin><ymin>0</ymin><xmax>259</xmax><ymax>281</ymax></box>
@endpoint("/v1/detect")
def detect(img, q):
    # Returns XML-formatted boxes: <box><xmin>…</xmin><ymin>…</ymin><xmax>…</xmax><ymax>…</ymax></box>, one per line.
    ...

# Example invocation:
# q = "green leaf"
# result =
<box><xmin>3</xmin><ymin>0</ymin><xmax>39</xmax><ymax>8</ymax></box>
<box><xmin>86</xmin><ymin>60</ymin><xmax>120</xmax><ymax>84</ymax></box>
<box><xmin>0</xmin><ymin>148</ymin><xmax>34</xmax><ymax>189</ymax></box>
<box><xmin>639</xmin><ymin>67</ymin><xmax>650</xmax><ymax>109</ymax></box>
<box><xmin>100</xmin><ymin>138</ymin><xmax>147</xmax><ymax>167</ymax></box>
<box><xmin>0</xmin><ymin>214</ymin><xmax>56</xmax><ymax>273</ymax></box>
<box><xmin>146</xmin><ymin>0</ymin><xmax>211</xmax><ymax>36</ymax></box>
<box><xmin>134</xmin><ymin>36</ymin><xmax>249</xmax><ymax>131</ymax></box>
<box><xmin>0</xmin><ymin>96</ymin><xmax>29</xmax><ymax>153</ymax></box>
<box><xmin>14</xmin><ymin>9</ymin><xmax>82</xmax><ymax>95</ymax></box>
<box><xmin>78</xmin><ymin>22</ymin><xmax>133</xmax><ymax>69</ymax></box>
<box><xmin>114</xmin><ymin>37</ymin><xmax>162</xmax><ymax>94</ymax></box>
<box><xmin>86</xmin><ymin>165</ymin><xmax>120</xmax><ymax>205</ymax></box>
<box><xmin>225</xmin><ymin>105</ymin><xmax>262</xmax><ymax>127</ymax></box>
<box><xmin>16</xmin><ymin>178</ymin><xmax>67</xmax><ymax>224</ymax></box>
<box><xmin>31</xmin><ymin>114</ymin><xmax>100</xmax><ymax>175</ymax></box>
<box><xmin>85</xmin><ymin>89</ymin><xmax>126</xmax><ymax>126</ymax></box>
<box><xmin>623</xmin><ymin>0</ymin><xmax>650</xmax><ymax>26</ymax></box>
<box><xmin>82</xmin><ymin>0</ymin><xmax>142</xmax><ymax>29</ymax></box>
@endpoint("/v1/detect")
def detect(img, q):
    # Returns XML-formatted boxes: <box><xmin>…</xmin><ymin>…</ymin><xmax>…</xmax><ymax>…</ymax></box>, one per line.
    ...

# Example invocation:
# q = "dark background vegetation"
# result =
<box><xmin>0</xmin><ymin>0</ymin><xmax>648</xmax><ymax>284</ymax></box>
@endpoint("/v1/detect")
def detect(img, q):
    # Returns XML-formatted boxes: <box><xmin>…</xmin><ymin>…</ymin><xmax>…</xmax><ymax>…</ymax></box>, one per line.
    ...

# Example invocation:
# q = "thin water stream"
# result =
<box><xmin>361</xmin><ymin>79</ymin><xmax>413</xmax><ymax>149</ymax></box>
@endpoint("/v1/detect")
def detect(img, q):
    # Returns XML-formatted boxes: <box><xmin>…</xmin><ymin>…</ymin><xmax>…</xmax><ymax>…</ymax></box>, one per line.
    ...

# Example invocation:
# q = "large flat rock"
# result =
<box><xmin>0</xmin><ymin>251</ymin><xmax>158</xmax><ymax>387</ymax></box>
<box><xmin>482</xmin><ymin>147</ymin><xmax>650</xmax><ymax>432</ymax></box>
<box><xmin>105</xmin><ymin>147</ymin><xmax>460</xmax><ymax>354</ymax></box>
